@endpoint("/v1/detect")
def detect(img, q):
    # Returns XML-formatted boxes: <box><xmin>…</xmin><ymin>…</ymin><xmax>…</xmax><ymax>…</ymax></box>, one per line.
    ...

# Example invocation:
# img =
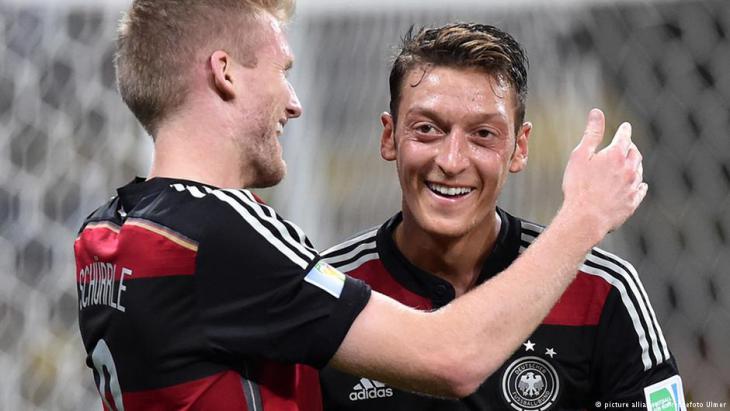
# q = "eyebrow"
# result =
<box><xmin>406</xmin><ymin>107</ymin><xmax>447</xmax><ymax>125</ymax></box>
<box><xmin>406</xmin><ymin>106</ymin><xmax>509</xmax><ymax>125</ymax></box>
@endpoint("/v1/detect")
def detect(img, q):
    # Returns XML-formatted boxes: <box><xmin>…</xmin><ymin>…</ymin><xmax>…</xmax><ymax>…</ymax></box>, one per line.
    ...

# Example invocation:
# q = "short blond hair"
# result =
<box><xmin>115</xmin><ymin>0</ymin><xmax>294</xmax><ymax>136</ymax></box>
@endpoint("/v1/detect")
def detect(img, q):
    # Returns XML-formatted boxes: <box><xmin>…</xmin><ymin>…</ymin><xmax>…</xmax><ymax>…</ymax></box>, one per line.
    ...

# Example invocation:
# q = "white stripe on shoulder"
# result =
<box><xmin>238</xmin><ymin>190</ymin><xmax>312</xmax><ymax>249</ymax></box>
<box><xmin>322</xmin><ymin>228</ymin><xmax>378</xmax><ymax>262</ymax></box>
<box><xmin>590</xmin><ymin>247</ymin><xmax>670</xmax><ymax>363</ymax></box>
<box><xmin>521</xmin><ymin>221</ymin><xmax>544</xmax><ymax>235</ymax></box>
<box><xmin>186</xmin><ymin>185</ymin><xmax>207</xmax><ymax>198</ymax></box>
<box><xmin>324</xmin><ymin>241</ymin><xmax>377</xmax><ymax>267</ymax></box>
<box><xmin>224</xmin><ymin>189</ymin><xmax>316</xmax><ymax>261</ymax></box>
<box><xmin>170</xmin><ymin>183</ymin><xmax>214</xmax><ymax>198</ymax></box>
<box><xmin>210</xmin><ymin>190</ymin><xmax>309</xmax><ymax>269</ymax></box>
<box><xmin>331</xmin><ymin>250</ymin><xmax>380</xmax><ymax>274</ymax></box>
<box><xmin>519</xmin><ymin>221</ymin><xmax>668</xmax><ymax>370</ymax></box>
<box><xmin>579</xmin><ymin>258</ymin><xmax>653</xmax><ymax>370</ymax></box>
<box><xmin>519</xmin><ymin>221</ymin><xmax>542</xmax><ymax>252</ymax></box>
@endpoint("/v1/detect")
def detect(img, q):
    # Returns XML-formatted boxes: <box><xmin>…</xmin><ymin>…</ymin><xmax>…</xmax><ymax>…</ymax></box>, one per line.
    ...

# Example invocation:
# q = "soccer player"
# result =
<box><xmin>319</xmin><ymin>24</ymin><xmax>682</xmax><ymax>411</ymax></box>
<box><xmin>75</xmin><ymin>2</ymin><xmax>649</xmax><ymax>410</ymax></box>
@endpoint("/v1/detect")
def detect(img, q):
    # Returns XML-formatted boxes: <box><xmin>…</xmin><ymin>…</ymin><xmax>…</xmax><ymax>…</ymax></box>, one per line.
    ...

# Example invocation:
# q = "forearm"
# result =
<box><xmin>331</xmin><ymin>208</ymin><xmax>604</xmax><ymax>398</ymax></box>
<box><xmin>331</xmin><ymin>110</ymin><xmax>645</xmax><ymax>398</ymax></box>
<box><xmin>425</xmin><ymin>207</ymin><xmax>604</xmax><ymax>392</ymax></box>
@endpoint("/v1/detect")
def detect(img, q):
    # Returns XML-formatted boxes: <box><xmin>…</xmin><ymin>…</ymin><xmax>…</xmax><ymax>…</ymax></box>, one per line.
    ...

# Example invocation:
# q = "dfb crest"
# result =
<box><xmin>501</xmin><ymin>356</ymin><xmax>560</xmax><ymax>411</ymax></box>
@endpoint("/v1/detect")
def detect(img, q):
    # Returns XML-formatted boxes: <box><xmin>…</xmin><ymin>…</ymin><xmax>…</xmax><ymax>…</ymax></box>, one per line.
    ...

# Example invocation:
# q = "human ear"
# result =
<box><xmin>380</xmin><ymin>112</ymin><xmax>397</xmax><ymax>161</ymax></box>
<box><xmin>210</xmin><ymin>50</ymin><xmax>236</xmax><ymax>101</ymax></box>
<box><xmin>509</xmin><ymin>122</ymin><xmax>531</xmax><ymax>172</ymax></box>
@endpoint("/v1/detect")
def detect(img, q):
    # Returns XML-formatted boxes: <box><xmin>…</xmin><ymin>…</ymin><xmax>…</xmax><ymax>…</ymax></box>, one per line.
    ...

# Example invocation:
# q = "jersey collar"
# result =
<box><xmin>116</xmin><ymin>177</ymin><xmax>218</xmax><ymax>216</ymax></box>
<box><xmin>375</xmin><ymin>207</ymin><xmax>522</xmax><ymax>308</ymax></box>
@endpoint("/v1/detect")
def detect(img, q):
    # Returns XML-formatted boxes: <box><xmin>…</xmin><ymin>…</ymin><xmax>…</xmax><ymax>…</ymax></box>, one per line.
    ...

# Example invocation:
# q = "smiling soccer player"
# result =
<box><xmin>319</xmin><ymin>23</ymin><xmax>682</xmax><ymax>411</ymax></box>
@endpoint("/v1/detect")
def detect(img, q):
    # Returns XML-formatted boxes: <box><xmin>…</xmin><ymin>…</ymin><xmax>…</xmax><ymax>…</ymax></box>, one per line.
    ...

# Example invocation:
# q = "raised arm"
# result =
<box><xmin>329</xmin><ymin>109</ymin><xmax>647</xmax><ymax>398</ymax></box>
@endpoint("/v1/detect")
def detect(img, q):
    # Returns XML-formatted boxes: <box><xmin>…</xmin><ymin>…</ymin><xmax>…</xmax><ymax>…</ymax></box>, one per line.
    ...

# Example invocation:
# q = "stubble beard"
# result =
<box><xmin>246</xmin><ymin>125</ymin><xmax>286</xmax><ymax>188</ymax></box>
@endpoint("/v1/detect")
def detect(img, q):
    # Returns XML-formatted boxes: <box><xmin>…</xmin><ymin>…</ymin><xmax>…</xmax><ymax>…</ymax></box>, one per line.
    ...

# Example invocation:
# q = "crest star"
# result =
<box><xmin>545</xmin><ymin>348</ymin><xmax>557</xmax><ymax>358</ymax></box>
<box><xmin>523</xmin><ymin>340</ymin><xmax>536</xmax><ymax>351</ymax></box>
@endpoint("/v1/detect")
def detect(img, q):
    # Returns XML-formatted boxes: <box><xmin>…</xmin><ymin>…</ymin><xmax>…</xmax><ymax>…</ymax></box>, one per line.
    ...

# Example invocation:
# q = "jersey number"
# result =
<box><xmin>91</xmin><ymin>339</ymin><xmax>125</xmax><ymax>411</ymax></box>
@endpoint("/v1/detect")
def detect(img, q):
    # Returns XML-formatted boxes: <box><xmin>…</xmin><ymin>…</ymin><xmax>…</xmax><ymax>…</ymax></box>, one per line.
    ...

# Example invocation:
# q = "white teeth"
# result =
<box><xmin>427</xmin><ymin>183</ymin><xmax>473</xmax><ymax>197</ymax></box>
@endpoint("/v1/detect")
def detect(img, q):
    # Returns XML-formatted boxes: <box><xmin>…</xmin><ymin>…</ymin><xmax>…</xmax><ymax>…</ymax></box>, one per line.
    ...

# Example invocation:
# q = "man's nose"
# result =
<box><xmin>434</xmin><ymin>131</ymin><xmax>469</xmax><ymax>176</ymax></box>
<box><xmin>286</xmin><ymin>81</ymin><xmax>303</xmax><ymax>119</ymax></box>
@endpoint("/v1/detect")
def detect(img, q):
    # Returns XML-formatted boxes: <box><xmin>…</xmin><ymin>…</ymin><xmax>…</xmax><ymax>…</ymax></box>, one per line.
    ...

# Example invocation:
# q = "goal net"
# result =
<box><xmin>0</xmin><ymin>0</ymin><xmax>727</xmax><ymax>408</ymax></box>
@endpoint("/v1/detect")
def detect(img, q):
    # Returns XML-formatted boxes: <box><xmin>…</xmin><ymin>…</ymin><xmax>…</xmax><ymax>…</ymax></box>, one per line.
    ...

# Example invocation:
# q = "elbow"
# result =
<box><xmin>443</xmin><ymin>376</ymin><xmax>480</xmax><ymax>399</ymax></box>
<box><xmin>434</xmin><ymin>368</ymin><xmax>481</xmax><ymax>399</ymax></box>
<box><xmin>431</xmin><ymin>352</ymin><xmax>502</xmax><ymax>399</ymax></box>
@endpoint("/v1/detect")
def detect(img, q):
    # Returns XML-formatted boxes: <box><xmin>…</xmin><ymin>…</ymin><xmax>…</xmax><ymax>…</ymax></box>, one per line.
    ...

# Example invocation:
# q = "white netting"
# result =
<box><xmin>0</xmin><ymin>0</ymin><xmax>727</xmax><ymax>409</ymax></box>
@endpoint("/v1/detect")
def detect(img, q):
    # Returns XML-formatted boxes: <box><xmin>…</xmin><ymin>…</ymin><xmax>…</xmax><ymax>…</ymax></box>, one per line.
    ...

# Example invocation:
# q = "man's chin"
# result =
<box><xmin>423</xmin><ymin>224</ymin><xmax>471</xmax><ymax>240</ymax></box>
<box><xmin>249</xmin><ymin>163</ymin><xmax>286</xmax><ymax>189</ymax></box>
<box><xmin>414</xmin><ymin>214</ymin><xmax>473</xmax><ymax>239</ymax></box>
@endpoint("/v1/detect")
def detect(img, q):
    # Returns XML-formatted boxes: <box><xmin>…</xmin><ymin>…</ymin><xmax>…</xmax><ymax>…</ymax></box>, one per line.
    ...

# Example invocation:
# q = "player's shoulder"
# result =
<box><xmin>517</xmin><ymin>218</ymin><xmax>639</xmax><ymax>287</ymax></box>
<box><xmin>169</xmin><ymin>184</ymin><xmax>300</xmax><ymax>237</ymax></box>
<box><xmin>77</xmin><ymin>180</ymin><xmax>214</xmax><ymax>239</ymax></box>
<box><xmin>321</xmin><ymin>225</ymin><xmax>379</xmax><ymax>273</ymax></box>
<box><xmin>95</xmin><ymin>181</ymin><xmax>278</xmax><ymax>245</ymax></box>
<box><xmin>77</xmin><ymin>194</ymin><xmax>122</xmax><ymax>235</ymax></box>
<box><xmin>164</xmin><ymin>183</ymin><xmax>260</xmax><ymax>222</ymax></box>
<box><xmin>134</xmin><ymin>181</ymin><xmax>231</xmax><ymax>236</ymax></box>
<box><xmin>179</xmin><ymin>185</ymin><xmax>318</xmax><ymax>267</ymax></box>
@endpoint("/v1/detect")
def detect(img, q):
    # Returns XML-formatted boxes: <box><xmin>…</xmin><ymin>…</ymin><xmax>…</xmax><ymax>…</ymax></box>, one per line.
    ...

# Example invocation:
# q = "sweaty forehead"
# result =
<box><xmin>252</xmin><ymin>12</ymin><xmax>294</xmax><ymax>64</ymax></box>
<box><xmin>401</xmin><ymin>66</ymin><xmax>515</xmax><ymax>120</ymax></box>
<box><xmin>268</xmin><ymin>15</ymin><xmax>292</xmax><ymax>55</ymax></box>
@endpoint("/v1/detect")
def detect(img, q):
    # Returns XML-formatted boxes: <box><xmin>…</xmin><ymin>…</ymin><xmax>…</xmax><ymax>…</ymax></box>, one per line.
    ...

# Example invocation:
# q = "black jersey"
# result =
<box><xmin>319</xmin><ymin>209</ymin><xmax>682</xmax><ymax>411</ymax></box>
<box><xmin>75</xmin><ymin>177</ymin><xmax>371</xmax><ymax>411</ymax></box>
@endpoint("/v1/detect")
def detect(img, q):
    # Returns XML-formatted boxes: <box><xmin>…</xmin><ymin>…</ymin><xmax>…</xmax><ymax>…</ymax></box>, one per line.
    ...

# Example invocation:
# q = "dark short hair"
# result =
<box><xmin>389</xmin><ymin>23</ymin><xmax>529</xmax><ymax>131</ymax></box>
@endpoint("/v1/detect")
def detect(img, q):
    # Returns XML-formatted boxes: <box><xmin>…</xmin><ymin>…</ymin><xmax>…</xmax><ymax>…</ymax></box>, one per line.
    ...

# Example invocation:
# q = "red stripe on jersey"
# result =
<box><xmin>257</xmin><ymin>363</ymin><xmax>322</xmax><ymax>411</ymax></box>
<box><xmin>348</xmin><ymin>259</ymin><xmax>432</xmax><ymax>311</ymax></box>
<box><xmin>121</xmin><ymin>370</ymin><xmax>248</xmax><ymax>410</ymax></box>
<box><xmin>75</xmin><ymin>223</ymin><xmax>196</xmax><ymax>283</ymax></box>
<box><xmin>251</xmin><ymin>192</ymin><xmax>266</xmax><ymax>204</ymax></box>
<box><xmin>543</xmin><ymin>272</ymin><xmax>612</xmax><ymax>326</ymax></box>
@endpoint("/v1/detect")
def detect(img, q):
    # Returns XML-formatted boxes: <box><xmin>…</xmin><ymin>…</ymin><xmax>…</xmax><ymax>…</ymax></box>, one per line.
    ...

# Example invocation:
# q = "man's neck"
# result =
<box><xmin>394</xmin><ymin>211</ymin><xmax>502</xmax><ymax>297</ymax></box>
<box><xmin>148</xmin><ymin>114</ymin><xmax>248</xmax><ymax>189</ymax></box>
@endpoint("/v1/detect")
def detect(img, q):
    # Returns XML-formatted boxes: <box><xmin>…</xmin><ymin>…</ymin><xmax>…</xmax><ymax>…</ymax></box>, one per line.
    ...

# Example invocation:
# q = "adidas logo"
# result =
<box><xmin>348</xmin><ymin>378</ymin><xmax>394</xmax><ymax>401</ymax></box>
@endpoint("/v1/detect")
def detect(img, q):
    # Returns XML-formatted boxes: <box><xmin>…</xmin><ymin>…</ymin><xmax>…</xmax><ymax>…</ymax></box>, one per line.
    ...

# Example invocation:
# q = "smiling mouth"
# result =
<box><xmin>426</xmin><ymin>182</ymin><xmax>474</xmax><ymax>198</ymax></box>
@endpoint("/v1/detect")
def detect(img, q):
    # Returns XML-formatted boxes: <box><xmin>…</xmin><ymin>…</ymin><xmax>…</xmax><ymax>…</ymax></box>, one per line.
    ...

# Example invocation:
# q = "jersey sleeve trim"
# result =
<box><xmin>208</xmin><ymin>189</ymin><xmax>314</xmax><ymax>269</ymax></box>
<box><xmin>309</xmin><ymin>274</ymin><xmax>372</xmax><ymax>368</ymax></box>
<box><xmin>520</xmin><ymin>221</ymin><xmax>670</xmax><ymax>371</ymax></box>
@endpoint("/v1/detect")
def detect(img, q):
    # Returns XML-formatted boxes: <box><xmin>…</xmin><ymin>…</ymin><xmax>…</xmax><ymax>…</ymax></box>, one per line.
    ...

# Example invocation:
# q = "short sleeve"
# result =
<box><xmin>591</xmin><ymin>287</ymin><xmax>682</xmax><ymax>410</ymax></box>
<box><xmin>194</xmin><ymin>189</ymin><xmax>371</xmax><ymax>368</ymax></box>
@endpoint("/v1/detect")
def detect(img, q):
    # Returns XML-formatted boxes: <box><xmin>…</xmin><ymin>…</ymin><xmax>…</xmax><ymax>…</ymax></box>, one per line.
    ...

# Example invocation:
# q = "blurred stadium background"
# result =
<box><xmin>0</xmin><ymin>0</ymin><xmax>727</xmax><ymax>408</ymax></box>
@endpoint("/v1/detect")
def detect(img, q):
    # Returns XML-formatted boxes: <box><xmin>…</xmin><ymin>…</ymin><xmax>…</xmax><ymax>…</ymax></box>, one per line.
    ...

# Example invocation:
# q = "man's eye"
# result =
<box><xmin>416</xmin><ymin>124</ymin><xmax>435</xmax><ymax>134</ymax></box>
<box><xmin>476</xmin><ymin>129</ymin><xmax>493</xmax><ymax>138</ymax></box>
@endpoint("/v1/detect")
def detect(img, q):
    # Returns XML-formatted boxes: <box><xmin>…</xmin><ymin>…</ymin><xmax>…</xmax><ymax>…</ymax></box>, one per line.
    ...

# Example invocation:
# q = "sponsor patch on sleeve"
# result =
<box><xmin>304</xmin><ymin>261</ymin><xmax>346</xmax><ymax>298</ymax></box>
<box><xmin>644</xmin><ymin>375</ymin><xmax>686</xmax><ymax>411</ymax></box>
